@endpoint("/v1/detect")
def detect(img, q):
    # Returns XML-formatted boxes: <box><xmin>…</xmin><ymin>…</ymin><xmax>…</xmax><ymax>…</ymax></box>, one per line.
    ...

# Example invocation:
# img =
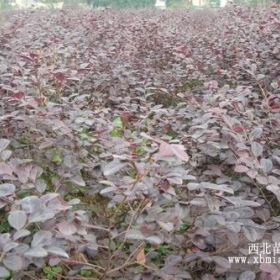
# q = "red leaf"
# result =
<box><xmin>232</xmin><ymin>126</ymin><xmax>244</xmax><ymax>133</ymax></box>
<box><xmin>10</xmin><ymin>91</ymin><xmax>25</xmax><ymax>101</ymax></box>
<box><xmin>54</xmin><ymin>72</ymin><xmax>66</xmax><ymax>82</ymax></box>
<box><xmin>120</xmin><ymin>112</ymin><xmax>132</xmax><ymax>127</ymax></box>
<box><xmin>159</xmin><ymin>142</ymin><xmax>189</xmax><ymax>162</ymax></box>
<box><xmin>270</xmin><ymin>104</ymin><xmax>280</xmax><ymax>113</ymax></box>
<box><xmin>0</xmin><ymin>162</ymin><xmax>13</xmax><ymax>176</ymax></box>
<box><xmin>191</xmin><ymin>247</ymin><xmax>201</xmax><ymax>253</ymax></box>
<box><xmin>234</xmin><ymin>165</ymin><xmax>249</xmax><ymax>173</ymax></box>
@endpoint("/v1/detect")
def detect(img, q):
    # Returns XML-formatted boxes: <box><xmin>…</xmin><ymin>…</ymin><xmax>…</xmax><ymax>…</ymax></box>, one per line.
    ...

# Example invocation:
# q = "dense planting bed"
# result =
<box><xmin>0</xmin><ymin>6</ymin><xmax>280</xmax><ymax>279</ymax></box>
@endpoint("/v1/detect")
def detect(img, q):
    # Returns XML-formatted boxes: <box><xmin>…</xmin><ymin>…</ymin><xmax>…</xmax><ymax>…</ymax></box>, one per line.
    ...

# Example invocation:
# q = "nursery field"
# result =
<box><xmin>0</xmin><ymin>6</ymin><xmax>280</xmax><ymax>280</ymax></box>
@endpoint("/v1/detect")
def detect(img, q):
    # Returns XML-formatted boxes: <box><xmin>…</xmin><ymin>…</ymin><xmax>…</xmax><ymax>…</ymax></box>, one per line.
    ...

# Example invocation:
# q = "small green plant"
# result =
<box><xmin>40</xmin><ymin>170</ymin><xmax>58</xmax><ymax>192</ymax></box>
<box><xmin>80</xmin><ymin>130</ymin><xmax>90</xmax><ymax>141</ymax></box>
<box><xmin>176</xmin><ymin>223</ymin><xmax>190</xmax><ymax>234</ymax></box>
<box><xmin>110</xmin><ymin>117</ymin><xmax>124</xmax><ymax>138</ymax></box>
<box><xmin>0</xmin><ymin>213</ymin><xmax>11</xmax><ymax>233</ymax></box>
<box><xmin>67</xmin><ymin>182</ymin><xmax>86</xmax><ymax>194</ymax></box>
<box><xmin>155</xmin><ymin>244</ymin><xmax>174</xmax><ymax>257</ymax></box>
<box><xmin>43</xmin><ymin>266</ymin><xmax>63</xmax><ymax>280</ymax></box>
<box><xmin>51</xmin><ymin>150</ymin><xmax>62</xmax><ymax>165</ymax></box>
<box><xmin>144</xmin><ymin>243</ymin><xmax>174</xmax><ymax>267</ymax></box>
<box><xmin>17</xmin><ymin>191</ymin><xmax>31</xmax><ymax>199</ymax></box>
<box><xmin>28</xmin><ymin>224</ymin><xmax>40</xmax><ymax>235</ymax></box>
<box><xmin>144</xmin><ymin>244</ymin><xmax>174</xmax><ymax>257</ymax></box>
<box><xmin>127</xmin><ymin>168</ymin><xmax>137</xmax><ymax>179</ymax></box>
<box><xmin>135</xmin><ymin>139</ymin><xmax>148</xmax><ymax>156</ymax></box>
<box><xmin>79</xmin><ymin>269</ymin><xmax>94</xmax><ymax>277</ymax></box>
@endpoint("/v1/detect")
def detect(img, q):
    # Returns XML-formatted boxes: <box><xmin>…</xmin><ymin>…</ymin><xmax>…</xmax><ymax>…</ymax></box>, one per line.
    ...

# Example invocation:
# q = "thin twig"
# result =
<box><xmin>63</xmin><ymin>259</ymin><xmax>104</xmax><ymax>276</ymax></box>
<box><xmin>83</xmin><ymin>223</ymin><xmax>110</xmax><ymax>232</ymax></box>
<box><xmin>106</xmin><ymin>261</ymin><xmax>137</xmax><ymax>276</ymax></box>
<box><xmin>101</xmin><ymin>200</ymin><xmax>145</xmax><ymax>279</ymax></box>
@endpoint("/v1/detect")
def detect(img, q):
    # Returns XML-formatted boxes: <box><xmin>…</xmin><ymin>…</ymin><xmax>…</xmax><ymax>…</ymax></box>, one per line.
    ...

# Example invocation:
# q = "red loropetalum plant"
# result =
<box><xmin>0</xmin><ymin>5</ymin><xmax>280</xmax><ymax>280</ymax></box>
